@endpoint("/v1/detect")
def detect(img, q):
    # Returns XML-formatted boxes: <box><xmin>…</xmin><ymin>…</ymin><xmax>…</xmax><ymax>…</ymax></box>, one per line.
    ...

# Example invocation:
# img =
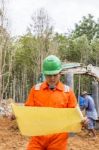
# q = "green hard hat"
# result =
<box><xmin>43</xmin><ymin>55</ymin><xmax>62</xmax><ymax>75</ymax></box>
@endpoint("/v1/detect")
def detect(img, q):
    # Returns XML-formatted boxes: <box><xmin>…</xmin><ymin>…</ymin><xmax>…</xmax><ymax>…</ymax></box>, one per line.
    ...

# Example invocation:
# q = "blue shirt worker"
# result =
<box><xmin>81</xmin><ymin>91</ymin><xmax>98</xmax><ymax>138</ymax></box>
<box><xmin>78</xmin><ymin>95</ymin><xmax>85</xmax><ymax>110</ymax></box>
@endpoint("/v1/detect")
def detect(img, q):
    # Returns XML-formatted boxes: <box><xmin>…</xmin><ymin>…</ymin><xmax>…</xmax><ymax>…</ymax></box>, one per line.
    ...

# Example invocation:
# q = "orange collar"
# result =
<box><xmin>41</xmin><ymin>81</ymin><xmax>64</xmax><ymax>91</ymax></box>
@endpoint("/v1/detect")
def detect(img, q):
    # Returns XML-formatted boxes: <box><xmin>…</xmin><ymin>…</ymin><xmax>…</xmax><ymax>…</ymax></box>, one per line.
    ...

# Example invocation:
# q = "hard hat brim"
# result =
<box><xmin>43</xmin><ymin>69</ymin><xmax>62</xmax><ymax>75</ymax></box>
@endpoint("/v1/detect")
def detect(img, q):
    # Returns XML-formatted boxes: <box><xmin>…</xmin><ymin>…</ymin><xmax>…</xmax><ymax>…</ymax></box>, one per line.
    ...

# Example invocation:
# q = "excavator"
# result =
<box><xmin>62</xmin><ymin>63</ymin><xmax>99</xmax><ymax>81</ymax></box>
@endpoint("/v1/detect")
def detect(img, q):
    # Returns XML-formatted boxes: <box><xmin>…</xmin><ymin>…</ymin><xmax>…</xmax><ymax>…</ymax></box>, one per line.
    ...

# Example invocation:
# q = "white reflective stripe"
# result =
<box><xmin>34</xmin><ymin>83</ymin><xmax>42</xmax><ymax>90</ymax></box>
<box><xmin>35</xmin><ymin>83</ymin><xmax>70</xmax><ymax>91</ymax></box>
<box><xmin>64</xmin><ymin>85</ymin><xmax>70</xmax><ymax>92</ymax></box>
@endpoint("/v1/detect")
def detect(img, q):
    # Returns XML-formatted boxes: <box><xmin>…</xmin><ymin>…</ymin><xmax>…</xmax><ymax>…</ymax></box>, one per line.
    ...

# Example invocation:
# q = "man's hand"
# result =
<box><xmin>81</xmin><ymin>117</ymin><xmax>89</xmax><ymax>128</ymax></box>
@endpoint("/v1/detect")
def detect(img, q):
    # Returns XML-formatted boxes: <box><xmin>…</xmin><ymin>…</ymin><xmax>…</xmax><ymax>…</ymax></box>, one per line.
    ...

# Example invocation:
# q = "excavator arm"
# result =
<box><xmin>62</xmin><ymin>63</ymin><xmax>99</xmax><ymax>81</ymax></box>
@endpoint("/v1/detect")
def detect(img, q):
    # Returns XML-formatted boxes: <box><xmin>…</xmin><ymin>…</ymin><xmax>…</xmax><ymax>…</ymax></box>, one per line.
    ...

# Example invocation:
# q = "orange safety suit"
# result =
<box><xmin>25</xmin><ymin>81</ymin><xmax>77</xmax><ymax>150</ymax></box>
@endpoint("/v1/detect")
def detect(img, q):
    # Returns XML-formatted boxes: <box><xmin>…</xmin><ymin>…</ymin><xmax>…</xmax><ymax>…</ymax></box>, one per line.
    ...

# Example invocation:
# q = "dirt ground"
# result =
<box><xmin>0</xmin><ymin>117</ymin><xmax>99</xmax><ymax>150</ymax></box>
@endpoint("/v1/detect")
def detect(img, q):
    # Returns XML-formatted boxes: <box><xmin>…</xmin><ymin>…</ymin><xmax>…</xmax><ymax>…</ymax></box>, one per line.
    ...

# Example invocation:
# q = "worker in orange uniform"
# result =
<box><xmin>25</xmin><ymin>55</ymin><xmax>77</xmax><ymax>150</ymax></box>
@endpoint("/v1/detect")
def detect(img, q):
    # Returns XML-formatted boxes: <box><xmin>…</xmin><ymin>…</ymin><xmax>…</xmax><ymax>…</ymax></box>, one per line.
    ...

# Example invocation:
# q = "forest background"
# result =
<box><xmin>0</xmin><ymin>0</ymin><xmax>99</xmax><ymax>102</ymax></box>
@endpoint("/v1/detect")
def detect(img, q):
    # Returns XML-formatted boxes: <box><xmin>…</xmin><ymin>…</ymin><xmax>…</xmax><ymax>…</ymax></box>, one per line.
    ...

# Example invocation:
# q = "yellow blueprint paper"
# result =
<box><xmin>11</xmin><ymin>104</ymin><xmax>84</xmax><ymax>136</ymax></box>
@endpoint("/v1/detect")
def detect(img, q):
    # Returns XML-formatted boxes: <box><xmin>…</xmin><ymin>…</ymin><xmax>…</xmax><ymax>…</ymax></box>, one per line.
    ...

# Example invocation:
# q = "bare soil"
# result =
<box><xmin>0</xmin><ymin>117</ymin><xmax>99</xmax><ymax>150</ymax></box>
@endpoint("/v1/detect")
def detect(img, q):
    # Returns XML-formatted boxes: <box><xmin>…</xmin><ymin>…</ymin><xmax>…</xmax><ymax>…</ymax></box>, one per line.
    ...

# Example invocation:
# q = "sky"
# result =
<box><xmin>6</xmin><ymin>0</ymin><xmax>99</xmax><ymax>36</ymax></box>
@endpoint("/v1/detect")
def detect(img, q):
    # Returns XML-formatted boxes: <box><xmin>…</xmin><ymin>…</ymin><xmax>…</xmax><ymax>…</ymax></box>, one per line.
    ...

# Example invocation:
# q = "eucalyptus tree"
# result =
<box><xmin>0</xmin><ymin>0</ymin><xmax>12</xmax><ymax>100</ymax></box>
<box><xmin>12</xmin><ymin>33</ymin><xmax>39</xmax><ymax>101</ymax></box>
<box><xmin>28</xmin><ymin>8</ymin><xmax>54</xmax><ymax>75</ymax></box>
<box><xmin>10</xmin><ymin>8</ymin><xmax>54</xmax><ymax>102</ymax></box>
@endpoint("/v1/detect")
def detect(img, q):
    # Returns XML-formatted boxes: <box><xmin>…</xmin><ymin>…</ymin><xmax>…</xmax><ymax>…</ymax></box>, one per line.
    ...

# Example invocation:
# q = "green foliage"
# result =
<box><xmin>72</xmin><ymin>35</ymin><xmax>91</xmax><ymax>64</ymax></box>
<box><xmin>72</xmin><ymin>14</ymin><xmax>99</xmax><ymax>42</ymax></box>
<box><xmin>13</xmin><ymin>34</ymin><xmax>39</xmax><ymax>83</ymax></box>
<box><xmin>14</xmin><ymin>34</ymin><xmax>38</xmax><ymax>69</ymax></box>
<box><xmin>74</xmin><ymin>74</ymin><xmax>94</xmax><ymax>96</ymax></box>
<box><xmin>53</xmin><ymin>33</ymin><xmax>69</xmax><ymax>61</ymax></box>
<box><xmin>90</xmin><ymin>38</ymin><xmax>99</xmax><ymax>66</ymax></box>
<box><xmin>55</xmin><ymin>34</ymin><xmax>91</xmax><ymax>65</ymax></box>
